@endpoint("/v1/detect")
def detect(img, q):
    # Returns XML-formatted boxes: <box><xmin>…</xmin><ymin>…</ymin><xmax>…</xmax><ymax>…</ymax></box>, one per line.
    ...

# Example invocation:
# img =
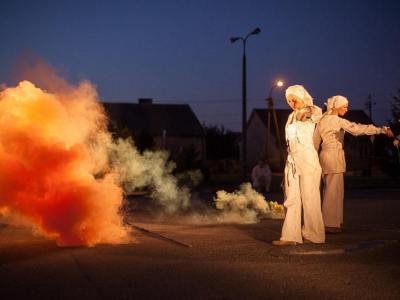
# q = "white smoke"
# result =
<box><xmin>107</xmin><ymin>137</ymin><xmax>191</xmax><ymax>214</ymax></box>
<box><xmin>175</xmin><ymin>183</ymin><xmax>284</xmax><ymax>225</ymax></box>
<box><xmin>213</xmin><ymin>183</ymin><xmax>284</xmax><ymax>223</ymax></box>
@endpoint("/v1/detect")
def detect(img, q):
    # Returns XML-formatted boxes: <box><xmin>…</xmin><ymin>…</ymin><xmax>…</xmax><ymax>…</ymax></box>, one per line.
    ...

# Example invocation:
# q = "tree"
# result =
<box><xmin>390</xmin><ymin>88</ymin><xmax>400</xmax><ymax>134</ymax></box>
<box><xmin>108</xmin><ymin>120</ymin><xmax>154</xmax><ymax>153</ymax></box>
<box><xmin>383</xmin><ymin>88</ymin><xmax>400</xmax><ymax>176</ymax></box>
<box><xmin>204</xmin><ymin>124</ymin><xmax>239</xmax><ymax>160</ymax></box>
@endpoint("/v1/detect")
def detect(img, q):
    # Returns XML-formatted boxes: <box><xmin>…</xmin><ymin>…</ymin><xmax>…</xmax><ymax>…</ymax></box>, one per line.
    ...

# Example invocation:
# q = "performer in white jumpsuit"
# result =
<box><xmin>314</xmin><ymin>95</ymin><xmax>393</xmax><ymax>233</ymax></box>
<box><xmin>273</xmin><ymin>85</ymin><xmax>325</xmax><ymax>246</ymax></box>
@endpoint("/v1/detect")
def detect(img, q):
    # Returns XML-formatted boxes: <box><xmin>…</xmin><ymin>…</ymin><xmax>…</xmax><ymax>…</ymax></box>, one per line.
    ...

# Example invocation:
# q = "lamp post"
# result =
<box><xmin>230</xmin><ymin>27</ymin><xmax>261</xmax><ymax>179</ymax></box>
<box><xmin>266</xmin><ymin>80</ymin><xmax>284</xmax><ymax>168</ymax></box>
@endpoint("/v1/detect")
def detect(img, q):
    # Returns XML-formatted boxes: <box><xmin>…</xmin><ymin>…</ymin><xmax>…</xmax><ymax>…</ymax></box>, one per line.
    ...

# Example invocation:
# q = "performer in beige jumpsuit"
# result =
<box><xmin>314</xmin><ymin>95</ymin><xmax>393</xmax><ymax>233</ymax></box>
<box><xmin>273</xmin><ymin>85</ymin><xmax>325</xmax><ymax>246</ymax></box>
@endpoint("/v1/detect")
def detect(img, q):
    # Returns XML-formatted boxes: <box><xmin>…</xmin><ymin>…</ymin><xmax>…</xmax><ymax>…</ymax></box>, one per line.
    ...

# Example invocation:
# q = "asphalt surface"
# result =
<box><xmin>0</xmin><ymin>187</ymin><xmax>399</xmax><ymax>300</ymax></box>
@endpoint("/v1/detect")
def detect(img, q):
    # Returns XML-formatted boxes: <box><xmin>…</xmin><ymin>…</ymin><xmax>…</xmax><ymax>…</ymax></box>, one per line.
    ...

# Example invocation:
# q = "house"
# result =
<box><xmin>246</xmin><ymin>109</ymin><xmax>290</xmax><ymax>171</ymax></box>
<box><xmin>102</xmin><ymin>99</ymin><xmax>205</xmax><ymax>165</ymax></box>
<box><xmin>247</xmin><ymin>108</ymin><xmax>376</xmax><ymax>173</ymax></box>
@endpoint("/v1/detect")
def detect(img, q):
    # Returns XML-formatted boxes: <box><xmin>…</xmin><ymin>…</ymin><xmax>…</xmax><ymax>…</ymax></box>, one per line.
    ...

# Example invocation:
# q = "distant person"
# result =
<box><xmin>394</xmin><ymin>134</ymin><xmax>400</xmax><ymax>164</ymax></box>
<box><xmin>273</xmin><ymin>85</ymin><xmax>325</xmax><ymax>246</ymax></box>
<box><xmin>394</xmin><ymin>134</ymin><xmax>400</xmax><ymax>149</ymax></box>
<box><xmin>251</xmin><ymin>159</ymin><xmax>272</xmax><ymax>194</ymax></box>
<box><xmin>314</xmin><ymin>95</ymin><xmax>393</xmax><ymax>233</ymax></box>
<box><xmin>390</xmin><ymin>123</ymin><xmax>400</xmax><ymax>154</ymax></box>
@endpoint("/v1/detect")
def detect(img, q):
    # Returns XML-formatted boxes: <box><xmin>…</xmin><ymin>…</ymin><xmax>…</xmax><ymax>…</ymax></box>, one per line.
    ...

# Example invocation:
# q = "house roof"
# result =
<box><xmin>102</xmin><ymin>102</ymin><xmax>204</xmax><ymax>136</ymax></box>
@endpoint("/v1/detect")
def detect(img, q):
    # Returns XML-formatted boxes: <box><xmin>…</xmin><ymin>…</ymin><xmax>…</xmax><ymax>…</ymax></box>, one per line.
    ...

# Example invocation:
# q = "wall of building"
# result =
<box><xmin>246</xmin><ymin>114</ymin><xmax>283</xmax><ymax>171</ymax></box>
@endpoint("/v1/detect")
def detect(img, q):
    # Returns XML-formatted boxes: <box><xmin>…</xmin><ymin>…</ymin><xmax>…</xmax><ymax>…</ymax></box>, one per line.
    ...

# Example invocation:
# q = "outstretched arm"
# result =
<box><xmin>338</xmin><ymin>118</ymin><xmax>385</xmax><ymax>136</ymax></box>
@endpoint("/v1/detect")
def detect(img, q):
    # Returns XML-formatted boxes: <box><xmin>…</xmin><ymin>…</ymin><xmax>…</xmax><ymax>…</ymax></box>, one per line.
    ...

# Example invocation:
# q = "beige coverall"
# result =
<box><xmin>314</xmin><ymin>115</ymin><xmax>385</xmax><ymax>228</ymax></box>
<box><xmin>280</xmin><ymin>107</ymin><xmax>325</xmax><ymax>244</ymax></box>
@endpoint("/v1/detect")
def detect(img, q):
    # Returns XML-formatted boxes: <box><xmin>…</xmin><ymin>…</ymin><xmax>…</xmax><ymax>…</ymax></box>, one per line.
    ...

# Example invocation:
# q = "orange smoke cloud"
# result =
<box><xmin>0</xmin><ymin>80</ymin><xmax>129</xmax><ymax>247</ymax></box>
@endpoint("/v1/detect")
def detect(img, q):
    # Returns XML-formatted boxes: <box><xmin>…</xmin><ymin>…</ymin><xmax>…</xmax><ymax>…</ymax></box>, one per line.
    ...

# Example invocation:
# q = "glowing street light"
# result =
<box><xmin>266</xmin><ymin>80</ymin><xmax>285</xmax><ymax>168</ymax></box>
<box><xmin>268</xmin><ymin>80</ymin><xmax>284</xmax><ymax>98</ymax></box>
<box><xmin>230</xmin><ymin>27</ymin><xmax>261</xmax><ymax>179</ymax></box>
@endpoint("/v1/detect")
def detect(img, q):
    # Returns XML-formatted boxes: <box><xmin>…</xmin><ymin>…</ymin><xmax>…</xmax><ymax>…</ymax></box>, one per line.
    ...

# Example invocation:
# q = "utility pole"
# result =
<box><xmin>365</xmin><ymin>93</ymin><xmax>376</xmax><ymax>121</ymax></box>
<box><xmin>230</xmin><ymin>28</ymin><xmax>261</xmax><ymax>180</ymax></box>
<box><xmin>266</xmin><ymin>80</ymin><xmax>284</xmax><ymax>169</ymax></box>
<box><xmin>365</xmin><ymin>93</ymin><xmax>376</xmax><ymax>176</ymax></box>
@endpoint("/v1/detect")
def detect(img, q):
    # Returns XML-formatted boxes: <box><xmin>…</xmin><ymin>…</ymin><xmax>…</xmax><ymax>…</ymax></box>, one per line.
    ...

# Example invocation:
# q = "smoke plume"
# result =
<box><xmin>177</xmin><ymin>183</ymin><xmax>284</xmax><ymax>225</ymax></box>
<box><xmin>107</xmin><ymin>138</ymin><xmax>191</xmax><ymax>214</ymax></box>
<box><xmin>0</xmin><ymin>60</ymin><xmax>196</xmax><ymax>246</ymax></box>
<box><xmin>213</xmin><ymin>183</ymin><xmax>284</xmax><ymax>223</ymax></box>
<box><xmin>0</xmin><ymin>80</ymin><xmax>129</xmax><ymax>247</ymax></box>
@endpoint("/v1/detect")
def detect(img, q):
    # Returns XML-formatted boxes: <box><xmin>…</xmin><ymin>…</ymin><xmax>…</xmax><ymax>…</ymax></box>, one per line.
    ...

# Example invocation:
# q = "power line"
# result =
<box><xmin>108</xmin><ymin>98</ymin><xmax>263</xmax><ymax>104</ymax></box>
<box><xmin>157</xmin><ymin>98</ymin><xmax>269</xmax><ymax>104</ymax></box>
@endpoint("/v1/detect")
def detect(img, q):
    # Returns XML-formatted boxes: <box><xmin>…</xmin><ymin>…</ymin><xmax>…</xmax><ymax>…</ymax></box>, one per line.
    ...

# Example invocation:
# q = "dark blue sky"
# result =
<box><xmin>1</xmin><ymin>0</ymin><xmax>399</xmax><ymax>130</ymax></box>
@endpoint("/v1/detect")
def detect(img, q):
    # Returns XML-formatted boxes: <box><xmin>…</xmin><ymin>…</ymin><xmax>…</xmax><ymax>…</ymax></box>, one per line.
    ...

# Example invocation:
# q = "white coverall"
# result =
<box><xmin>314</xmin><ymin>115</ymin><xmax>385</xmax><ymax>228</ymax></box>
<box><xmin>280</xmin><ymin>107</ymin><xmax>325</xmax><ymax>244</ymax></box>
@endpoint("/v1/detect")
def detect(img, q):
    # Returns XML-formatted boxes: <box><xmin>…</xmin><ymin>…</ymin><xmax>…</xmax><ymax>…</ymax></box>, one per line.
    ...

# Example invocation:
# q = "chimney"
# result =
<box><xmin>138</xmin><ymin>98</ymin><xmax>153</xmax><ymax>105</ymax></box>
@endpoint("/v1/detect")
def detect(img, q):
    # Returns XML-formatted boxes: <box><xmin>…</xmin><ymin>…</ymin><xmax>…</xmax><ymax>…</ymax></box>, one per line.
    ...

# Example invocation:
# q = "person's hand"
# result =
<box><xmin>295</xmin><ymin>111</ymin><xmax>307</xmax><ymax>121</ymax></box>
<box><xmin>295</xmin><ymin>106</ymin><xmax>313</xmax><ymax>121</ymax></box>
<box><xmin>383</xmin><ymin>127</ymin><xmax>394</xmax><ymax>138</ymax></box>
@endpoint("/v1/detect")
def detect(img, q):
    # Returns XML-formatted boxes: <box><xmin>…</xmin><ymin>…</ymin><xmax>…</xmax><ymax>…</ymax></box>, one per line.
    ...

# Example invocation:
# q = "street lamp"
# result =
<box><xmin>230</xmin><ymin>27</ymin><xmax>261</xmax><ymax>179</ymax></box>
<box><xmin>266</xmin><ymin>80</ymin><xmax>284</xmax><ymax>169</ymax></box>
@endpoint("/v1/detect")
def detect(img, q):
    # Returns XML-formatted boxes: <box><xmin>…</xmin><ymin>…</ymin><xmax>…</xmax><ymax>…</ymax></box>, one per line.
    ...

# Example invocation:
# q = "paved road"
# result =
<box><xmin>0</xmin><ymin>188</ymin><xmax>399</xmax><ymax>299</ymax></box>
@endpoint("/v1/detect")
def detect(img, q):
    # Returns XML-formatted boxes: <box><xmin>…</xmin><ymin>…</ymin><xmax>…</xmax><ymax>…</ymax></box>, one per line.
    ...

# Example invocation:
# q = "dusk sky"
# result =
<box><xmin>1</xmin><ymin>0</ymin><xmax>399</xmax><ymax>131</ymax></box>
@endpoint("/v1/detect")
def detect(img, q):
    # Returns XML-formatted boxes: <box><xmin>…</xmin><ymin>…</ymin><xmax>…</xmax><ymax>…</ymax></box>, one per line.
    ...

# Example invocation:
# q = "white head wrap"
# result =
<box><xmin>324</xmin><ymin>95</ymin><xmax>348</xmax><ymax>113</ymax></box>
<box><xmin>285</xmin><ymin>85</ymin><xmax>313</xmax><ymax>106</ymax></box>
